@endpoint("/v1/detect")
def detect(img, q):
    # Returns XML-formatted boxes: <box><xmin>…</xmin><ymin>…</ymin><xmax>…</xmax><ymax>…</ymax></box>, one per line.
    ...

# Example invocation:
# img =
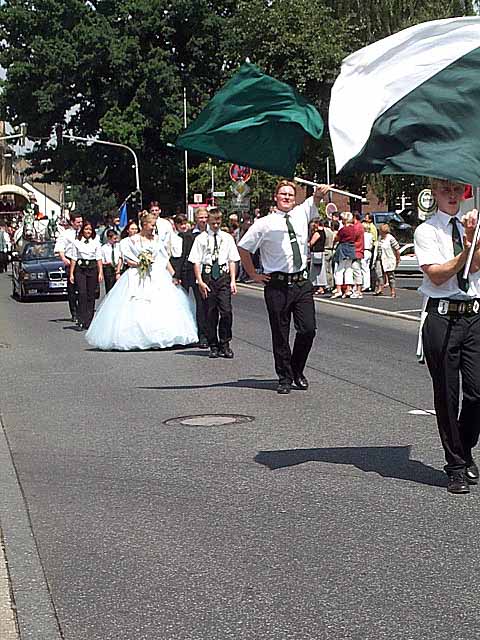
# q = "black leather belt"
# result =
<box><xmin>269</xmin><ymin>270</ymin><xmax>309</xmax><ymax>286</ymax></box>
<box><xmin>77</xmin><ymin>259</ymin><xmax>97</xmax><ymax>269</ymax></box>
<box><xmin>427</xmin><ymin>298</ymin><xmax>480</xmax><ymax>317</ymax></box>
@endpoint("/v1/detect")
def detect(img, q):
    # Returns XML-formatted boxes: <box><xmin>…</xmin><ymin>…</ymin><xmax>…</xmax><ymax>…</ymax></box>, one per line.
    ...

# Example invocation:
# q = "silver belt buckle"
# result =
<box><xmin>438</xmin><ymin>300</ymin><xmax>449</xmax><ymax>315</ymax></box>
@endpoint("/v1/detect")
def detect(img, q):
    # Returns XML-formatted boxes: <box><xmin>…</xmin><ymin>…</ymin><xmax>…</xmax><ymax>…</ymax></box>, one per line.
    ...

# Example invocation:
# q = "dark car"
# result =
<box><xmin>12</xmin><ymin>240</ymin><xmax>68</xmax><ymax>301</ymax></box>
<box><xmin>371</xmin><ymin>211</ymin><xmax>414</xmax><ymax>245</ymax></box>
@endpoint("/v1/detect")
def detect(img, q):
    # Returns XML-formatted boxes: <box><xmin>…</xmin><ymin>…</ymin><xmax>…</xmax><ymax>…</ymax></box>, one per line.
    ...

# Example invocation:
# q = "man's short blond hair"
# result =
<box><xmin>430</xmin><ymin>177</ymin><xmax>465</xmax><ymax>191</ymax></box>
<box><xmin>275</xmin><ymin>180</ymin><xmax>297</xmax><ymax>196</ymax></box>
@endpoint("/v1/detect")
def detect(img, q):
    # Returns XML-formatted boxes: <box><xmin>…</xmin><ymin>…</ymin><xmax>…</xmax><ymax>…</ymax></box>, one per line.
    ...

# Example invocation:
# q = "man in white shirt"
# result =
<box><xmin>414</xmin><ymin>178</ymin><xmax>480</xmax><ymax>494</ymax></box>
<box><xmin>54</xmin><ymin>213</ymin><xmax>83</xmax><ymax>322</ymax></box>
<box><xmin>188</xmin><ymin>208</ymin><xmax>240</xmax><ymax>359</ymax></box>
<box><xmin>238</xmin><ymin>179</ymin><xmax>330</xmax><ymax>394</ymax></box>
<box><xmin>0</xmin><ymin>222</ymin><xmax>11</xmax><ymax>273</ymax></box>
<box><xmin>148</xmin><ymin>201</ymin><xmax>182</xmax><ymax>258</ymax></box>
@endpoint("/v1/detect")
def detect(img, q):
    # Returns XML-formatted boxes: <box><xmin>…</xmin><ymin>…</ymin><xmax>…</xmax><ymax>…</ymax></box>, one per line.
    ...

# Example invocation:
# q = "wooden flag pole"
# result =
<box><xmin>463</xmin><ymin>186</ymin><xmax>480</xmax><ymax>280</ymax></box>
<box><xmin>294</xmin><ymin>177</ymin><xmax>363</xmax><ymax>201</ymax></box>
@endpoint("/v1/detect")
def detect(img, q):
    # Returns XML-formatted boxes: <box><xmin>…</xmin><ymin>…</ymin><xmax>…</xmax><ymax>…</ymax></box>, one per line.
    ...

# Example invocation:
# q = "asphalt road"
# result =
<box><xmin>1</xmin><ymin>272</ymin><xmax>479</xmax><ymax>640</ymax></box>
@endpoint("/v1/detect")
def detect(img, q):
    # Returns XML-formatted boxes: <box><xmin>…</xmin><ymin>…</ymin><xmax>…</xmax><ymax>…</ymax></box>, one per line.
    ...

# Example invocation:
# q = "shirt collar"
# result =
<box><xmin>436</xmin><ymin>208</ymin><xmax>462</xmax><ymax>227</ymax></box>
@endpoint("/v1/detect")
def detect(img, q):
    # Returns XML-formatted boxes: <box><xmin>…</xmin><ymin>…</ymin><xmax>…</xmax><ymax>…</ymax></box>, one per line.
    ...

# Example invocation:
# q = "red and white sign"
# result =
<box><xmin>229</xmin><ymin>164</ymin><xmax>252</xmax><ymax>182</ymax></box>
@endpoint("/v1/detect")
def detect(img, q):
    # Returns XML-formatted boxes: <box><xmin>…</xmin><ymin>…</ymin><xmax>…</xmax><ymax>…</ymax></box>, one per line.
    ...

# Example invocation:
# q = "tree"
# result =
<box><xmin>0</xmin><ymin>0</ymin><xmax>236</xmax><ymax>205</ymax></box>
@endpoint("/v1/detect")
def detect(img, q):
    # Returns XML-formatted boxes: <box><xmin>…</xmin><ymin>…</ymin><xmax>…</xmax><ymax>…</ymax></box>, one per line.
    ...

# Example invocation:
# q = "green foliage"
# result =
<box><xmin>70</xmin><ymin>183</ymin><xmax>117</xmax><ymax>225</ymax></box>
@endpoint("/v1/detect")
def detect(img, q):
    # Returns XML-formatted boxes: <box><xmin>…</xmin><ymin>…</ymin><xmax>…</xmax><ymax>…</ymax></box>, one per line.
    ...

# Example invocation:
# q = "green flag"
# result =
<box><xmin>176</xmin><ymin>63</ymin><xmax>324</xmax><ymax>178</ymax></box>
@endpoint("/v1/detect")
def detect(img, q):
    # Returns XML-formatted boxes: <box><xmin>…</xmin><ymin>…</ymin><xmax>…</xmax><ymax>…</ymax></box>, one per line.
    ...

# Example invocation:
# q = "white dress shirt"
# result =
<box><xmin>414</xmin><ymin>208</ymin><xmax>480</xmax><ymax>299</ymax></box>
<box><xmin>70</xmin><ymin>237</ymin><xmax>102</xmax><ymax>261</ymax></box>
<box><xmin>155</xmin><ymin>217</ymin><xmax>182</xmax><ymax>258</ymax></box>
<box><xmin>188</xmin><ymin>228</ymin><xmax>240</xmax><ymax>266</ymax></box>
<box><xmin>237</xmin><ymin>196</ymin><xmax>319</xmax><ymax>273</ymax></box>
<box><xmin>101</xmin><ymin>242</ymin><xmax>121</xmax><ymax>266</ymax></box>
<box><xmin>54</xmin><ymin>227</ymin><xmax>77</xmax><ymax>259</ymax></box>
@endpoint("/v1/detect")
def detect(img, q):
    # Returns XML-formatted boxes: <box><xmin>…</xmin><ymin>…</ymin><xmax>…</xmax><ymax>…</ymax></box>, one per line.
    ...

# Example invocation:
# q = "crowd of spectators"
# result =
<box><xmin>307</xmin><ymin>211</ymin><xmax>401</xmax><ymax>299</ymax></box>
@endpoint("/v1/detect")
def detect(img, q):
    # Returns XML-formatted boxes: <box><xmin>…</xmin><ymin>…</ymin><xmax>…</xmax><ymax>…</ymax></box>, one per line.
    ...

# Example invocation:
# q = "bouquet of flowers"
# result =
<box><xmin>137</xmin><ymin>249</ymin><xmax>154</xmax><ymax>280</ymax></box>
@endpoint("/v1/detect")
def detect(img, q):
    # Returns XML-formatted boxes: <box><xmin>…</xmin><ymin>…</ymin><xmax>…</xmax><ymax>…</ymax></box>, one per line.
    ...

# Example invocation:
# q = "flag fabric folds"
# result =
<box><xmin>176</xmin><ymin>63</ymin><xmax>324</xmax><ymax>178</ymax></box>
<box><xmin>329</xmin><ymin>17</ymin><xmax>480</xmax><ymax>185</ymax></box>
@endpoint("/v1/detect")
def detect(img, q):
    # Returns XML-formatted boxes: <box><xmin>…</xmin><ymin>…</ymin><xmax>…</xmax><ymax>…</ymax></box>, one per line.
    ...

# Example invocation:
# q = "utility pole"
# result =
<box><xmin>183</xmin><ymin>87</ymin><xmax>189</xmax><ymax>215</ymax></box>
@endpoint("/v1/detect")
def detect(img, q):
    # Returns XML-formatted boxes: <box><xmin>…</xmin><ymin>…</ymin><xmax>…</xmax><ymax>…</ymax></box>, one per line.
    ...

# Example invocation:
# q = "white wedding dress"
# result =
<box><xmin>85</xmin><ymin>234</ymin><xmax>198</xmax><ymax>350</ymax></box>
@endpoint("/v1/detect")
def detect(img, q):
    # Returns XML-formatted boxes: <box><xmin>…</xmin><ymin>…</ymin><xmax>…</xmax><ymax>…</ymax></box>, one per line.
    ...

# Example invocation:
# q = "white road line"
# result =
<box><xmin>408</xmin><ymin>409</ymin><xmax>436</xmax><ymax>415</ymax></box>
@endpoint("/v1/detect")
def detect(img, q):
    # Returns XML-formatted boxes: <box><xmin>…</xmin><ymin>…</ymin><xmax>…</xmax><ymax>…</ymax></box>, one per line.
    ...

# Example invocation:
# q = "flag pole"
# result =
<box><xmin>463</xmin><ymin>186</ymin><xmax>480</xmax><ymax>279</ymax></box>
<box><xmin>294</xmin><ymin>177</ymin><xmax>363</xmax><ymax>201</ymax></box>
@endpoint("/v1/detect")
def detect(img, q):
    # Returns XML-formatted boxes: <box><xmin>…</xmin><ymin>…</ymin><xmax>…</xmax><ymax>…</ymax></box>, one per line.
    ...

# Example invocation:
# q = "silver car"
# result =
<box><xmin>395</xmin><ymin>243</ymin><xmax>421</xmax><ymax>274</ymax></box>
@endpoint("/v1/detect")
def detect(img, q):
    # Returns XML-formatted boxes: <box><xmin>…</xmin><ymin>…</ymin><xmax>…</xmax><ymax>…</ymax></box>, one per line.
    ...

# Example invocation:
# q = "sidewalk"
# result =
<box><xmin>0</xmin><ymin>540</ymin><xmax>17</xmax><ymax>640</ymax></box>
<box><xmin>239</xmin><ymin>275</ymin><xmax>423</xmax><ymax>322</ymax></box>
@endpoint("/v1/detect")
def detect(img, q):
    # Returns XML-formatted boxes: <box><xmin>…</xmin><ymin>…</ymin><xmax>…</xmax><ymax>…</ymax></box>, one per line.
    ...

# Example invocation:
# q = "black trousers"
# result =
<box><xmin>205</xmin><ymin>276</ymin><xmax>233</xmax><ymax>347</ymax></box>
<box><xmin>75</xmin><ymin>266</ymin><xmax>98</xmax><ymax>328</ymax></box>
<box><xmin>264</xmin><ymin>280</ymin><xmax>316</xmax><ymax>384</ymax></box>
<box><xmin>103</xmin><ymin>265</ymin><xmax>116</xmax><ymax>294</ymax></box>
<box><xmin>67</xmin><ymin>271</ymin><xmax>79</xmax><ymax>319</ymax></box>
<box><xmin>422</xmin><ymin>310</ymin><xmax>480</xmax><ymax>471</ymax></box>
<box><xmin>0</xmin><ymin>252</ymin><xmax>8</xmax><ymax>273</ymax></box>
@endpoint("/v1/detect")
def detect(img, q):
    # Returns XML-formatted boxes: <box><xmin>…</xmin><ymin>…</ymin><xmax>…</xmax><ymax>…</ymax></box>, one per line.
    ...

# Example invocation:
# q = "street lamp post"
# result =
<box><xmin>62</xmin><ymin>134</ymin><xmax>141</xmax><ymax>192</ymax></box>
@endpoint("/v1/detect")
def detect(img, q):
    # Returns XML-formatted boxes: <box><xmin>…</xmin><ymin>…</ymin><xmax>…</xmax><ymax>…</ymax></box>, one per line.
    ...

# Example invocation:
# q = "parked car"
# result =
<box><xmin>395</xmin><ymin>243</ymin><xmax>421</xmax><ymax>275</ymax></box>
<box><xmin>371</xmin><ymin>211</ymin><xmax>414</xmax><ymax>244</ymax></box>
<box><xmin>11</xmin><ymin>240</ymin><xmax>68</xmax><ymax>301</ymax></box>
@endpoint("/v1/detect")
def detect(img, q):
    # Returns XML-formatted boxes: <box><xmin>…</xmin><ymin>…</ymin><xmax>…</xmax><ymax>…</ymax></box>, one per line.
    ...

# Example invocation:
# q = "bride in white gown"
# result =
<box><xmin>85</xmin><ymin>212</ymin><xmax>198</xmax><ymax>350</ymax></box>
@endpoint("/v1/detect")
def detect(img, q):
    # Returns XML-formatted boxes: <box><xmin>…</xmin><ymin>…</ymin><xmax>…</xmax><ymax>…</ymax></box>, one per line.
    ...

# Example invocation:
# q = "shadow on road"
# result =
<box><xmin>255</xmin><ymin>445</ymin><xmax>447</xmax><ymax>488</ymax></box>
<box><xmin>138</xmin><ymin>378</ymin><xmax>279</xmax><ymax>391</ymax></box>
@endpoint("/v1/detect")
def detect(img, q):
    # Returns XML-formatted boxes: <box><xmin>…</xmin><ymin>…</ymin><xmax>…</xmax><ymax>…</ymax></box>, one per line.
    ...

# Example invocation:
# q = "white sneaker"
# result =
<box><xmin>330</xmin><ymin>292</ymin><xmax>342</xmax><ymax>299</ymax></box>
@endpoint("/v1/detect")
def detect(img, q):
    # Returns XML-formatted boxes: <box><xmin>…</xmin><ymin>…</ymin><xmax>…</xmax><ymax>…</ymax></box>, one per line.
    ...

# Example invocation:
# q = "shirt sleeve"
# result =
<box><xmin>414</xmin><ymin>223</ymin><xmax>443</xmax><ymax>266</ymax></box>
<box><xmin>389</xmin><ymin>235</ymin><xmax>400</xmax><ymax>251</ymax></box>
<box><xmin>188</xmin><ymin>235</ymin><xmax>204</xmax><ymax>264</ymax></box>
<box><xmin>294</xmin><ymin>196</ymin><xmax>319</xmax><ymax>223</ymax></box>
<box><xmin>237</xmin><ymin>220</ymin><xmax>264</xmax><ymax>253</ymax></box>
<box><xmin>70</xmin><ymin>241</ymin><xmax>79</xmax><ymax>260</ymax></box>
<box><xmin>95</xmin><ymin>240</ymin><xmax>102</xmax><ymax>260</ymax></box>
<box><xmin>54</xmin><ymin>232</ymin><xmax>67</xmax><ymax>254</ymax></box>
<box><xmin>226</xmin><ymin>236</ymin><xmax>240</xmax><ymax>262</ymax></box>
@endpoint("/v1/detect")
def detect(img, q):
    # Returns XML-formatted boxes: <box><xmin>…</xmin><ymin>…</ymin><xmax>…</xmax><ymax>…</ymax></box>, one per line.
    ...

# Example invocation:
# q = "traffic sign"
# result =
<box><xmin>417</xmin><ymin>189</ymin><xmax>436</xmax><ymax>213</ymax></box>
<box><xmin>212</xmin><ymin>191</ymin><xmax>225</xmax><ymax>197</ymax></box>
<box><xmin>193</xmin><ymin>193</ymin><xmax>202</xmax><ymax>203</ymax></box>
<box><xmin>230</xmin><ymin>164</ymin><xmax>253</xmax><ymax>182</ymax></box>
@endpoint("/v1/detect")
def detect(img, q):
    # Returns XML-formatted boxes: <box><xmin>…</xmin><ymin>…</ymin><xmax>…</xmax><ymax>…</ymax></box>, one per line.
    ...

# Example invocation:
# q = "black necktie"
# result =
<box><xmin>451</xmin><ymin>217</ymin><xmax>469</xmax><ymax>292</ymax></box>
<box><xmin>211</xmin><ymin>233</ymin><xmax>221</xmax><ymax>279</ymax></box>
<box><xmin>111</xmin><ymin>245</ymin><xmax>116</xmax><ymax>268</ymax></box>
<box><xmin>285</xmin><ymin>214</ymin><xmax>302</xmax><ymax>271</ymax></box>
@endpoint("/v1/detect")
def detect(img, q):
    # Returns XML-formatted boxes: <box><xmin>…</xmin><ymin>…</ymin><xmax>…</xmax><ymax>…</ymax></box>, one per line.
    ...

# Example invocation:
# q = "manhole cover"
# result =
<box><xmin>164</xmin><ymin>414</ymin><xmax>255</xmax><ymax>427</ymax></box>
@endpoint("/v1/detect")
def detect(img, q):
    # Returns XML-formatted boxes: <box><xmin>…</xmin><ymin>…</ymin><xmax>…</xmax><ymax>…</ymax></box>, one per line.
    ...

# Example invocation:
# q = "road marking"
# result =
<box><xmin>408</xmin><ymin>409</ymin><xmax>436</xmax><ymax>415</ymax></box>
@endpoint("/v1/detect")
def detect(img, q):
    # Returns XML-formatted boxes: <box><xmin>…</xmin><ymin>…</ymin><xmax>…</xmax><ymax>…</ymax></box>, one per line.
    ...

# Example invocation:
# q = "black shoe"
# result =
<box><xmin>447</xmin><ymin>470</ymin><xmax>470</xmax><ymax>494</ymax></box>
<box><xmin>70</xmin><ymin>315</ymin><xmax>77</xmax><ymax>323</ymax></box>
<box><xmin>293</xmin><ymin>373</ymin><xmax>309</xmax><ymax>390</ymax></box>
<box><xmin>198</xmin><ymin>340</ymin><xmax>209</xmax><ymax>350</ymax></box>
<box><xmin>277</xmin><ymin>382</ymin><xmax>291</xmax><ymax>395</ymax></box>
<box><xmin>209</xmin><ymin>347</ymin><xmax>219</xmax><ymax>359</ymax></box>
<box><xmin>466</xmin><ymin>460</ymin><xmax>479</xmax><ymax>484</ymax></box>
<box><xmin>219</xmin><ymin>343</ymin><xmax>234</xmax><ymax>359</ymax></box>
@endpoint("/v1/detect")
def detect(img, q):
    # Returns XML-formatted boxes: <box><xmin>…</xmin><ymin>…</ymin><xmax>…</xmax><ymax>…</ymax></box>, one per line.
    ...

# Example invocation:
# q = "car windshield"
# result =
<box><xmin>22</xmin><ymin>241</ymin><xmax>56</xmax><ymax>261</ymax></box>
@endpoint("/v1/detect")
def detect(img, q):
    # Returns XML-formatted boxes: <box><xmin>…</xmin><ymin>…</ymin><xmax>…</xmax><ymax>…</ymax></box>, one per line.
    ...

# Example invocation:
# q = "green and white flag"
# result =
<box><xmin>176</xmin><ymin>63</ymin><xmax>324</xmax><ymax>177</ymax></box>
<box><xmin>329</xmin><ymin>17</ymin><xmax>480</xmax><ymax>185</ymax></box>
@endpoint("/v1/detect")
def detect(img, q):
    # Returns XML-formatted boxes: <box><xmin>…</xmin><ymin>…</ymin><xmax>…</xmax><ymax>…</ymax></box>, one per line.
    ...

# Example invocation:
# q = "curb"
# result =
<box><xmin>0</xmin><ymin>414</ymin><xmax>63</xmax><ymax>640</ymax></box>
<box><xmin>238</xmin><ymin>283</ymin><xmax>420</xmax><ymax>323</ymax></box>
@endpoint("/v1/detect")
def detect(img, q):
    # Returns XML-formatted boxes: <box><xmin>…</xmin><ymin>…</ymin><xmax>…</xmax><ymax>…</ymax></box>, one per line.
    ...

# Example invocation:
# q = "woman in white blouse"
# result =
<box><xmin>69</xmin><ymin>221</ymin><xmax>103</xmax><ymax>330</ymax></box>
